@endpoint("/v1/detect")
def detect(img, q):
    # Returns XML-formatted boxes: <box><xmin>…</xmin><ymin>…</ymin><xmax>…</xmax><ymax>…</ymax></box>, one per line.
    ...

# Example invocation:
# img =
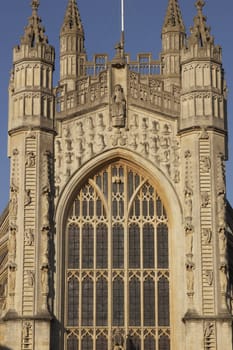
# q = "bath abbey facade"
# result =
<box><xmin>0</xmin><ymin>0</ymin><xmax>233</xmax><ymax>349</ymax></box>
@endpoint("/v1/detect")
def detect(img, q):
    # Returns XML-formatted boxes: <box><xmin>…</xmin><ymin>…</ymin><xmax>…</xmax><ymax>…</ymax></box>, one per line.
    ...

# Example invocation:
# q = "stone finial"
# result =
<box><xmin>61</xmin><ymin>0</ymin><xmax>84</xmax><ymax>34</ymax></box>
<box><xmin>188</xmin><ymin>0</ymin><xmax>214</xmax><ymax>47</ymax></box>
<box><xmin>162</xmin><ymin>0</ymin><xmax>185</xmax><ymax>32</ymax></box>
<box><xmin>20</xmin><ymin>0</ymin><xmax>48</xmax><ymax>46</ymax></box>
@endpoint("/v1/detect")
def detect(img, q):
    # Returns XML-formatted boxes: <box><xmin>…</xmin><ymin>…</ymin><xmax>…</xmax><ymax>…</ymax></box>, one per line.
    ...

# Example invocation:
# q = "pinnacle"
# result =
<box><xmin>20</xmin><ymin>0</ymin><xmax>48</xmax><ymax>46</ymax></box>
<box><xmin>61</xmin><ymin>0</ymin><xmax>84</xmax><ymax>34</ymax></box>
<box><xmin>163</xmin><ymin>0</ymin><xmax>185</xmax><ymax>32</ymax></box>
<box><xmin>189</xmin><ymin>0</ymin><xmax>214</xmax><ymax>47</ymax></box>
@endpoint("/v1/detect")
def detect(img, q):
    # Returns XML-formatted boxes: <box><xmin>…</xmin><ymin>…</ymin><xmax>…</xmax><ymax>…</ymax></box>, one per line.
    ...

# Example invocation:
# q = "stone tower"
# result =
<box><xmin>0</xmin><ymin>0</ymin><xmax>232</xmax><ymax>349</ymax></box>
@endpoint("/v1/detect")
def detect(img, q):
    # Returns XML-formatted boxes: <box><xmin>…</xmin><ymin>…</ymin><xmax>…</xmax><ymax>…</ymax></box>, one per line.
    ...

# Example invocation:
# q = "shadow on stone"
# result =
<box><xmin>0</xmin><ymin>346</ymin><xmax>13</xmax><ymax>350</ymax></box>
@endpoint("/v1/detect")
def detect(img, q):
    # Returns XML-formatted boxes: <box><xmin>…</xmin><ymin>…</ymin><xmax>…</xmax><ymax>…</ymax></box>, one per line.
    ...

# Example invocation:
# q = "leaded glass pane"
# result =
<box><xmin>96</xmin><ymin>224</ymin><xmax>108</xmax><ymax>268</ymax></box>
<box><xmin>68</xmin><ymin>224</ymin><xmax>79</xmax><ymax>269</ymax></box>
<box><xmin>143</xmin><ymin>224</ymin><xmax>154</xmax><ymax>268</ymax></box>
<box><xmin>158</xmin><ymin>277</ymin><xmax>170</xmax><ymax>327</ymax></box>
<box><xmin>82</xmin><ymin>224</ymin><xmax>93</xmax><ymax>268</ymax></box>
<box><xmin>67</xmin><ymin>276</ymin><xmax>79</xmax><ymax>326</ymax></box>
<box><xmin>144</xmin><ymin>335</ymin><xmax>156</xmax><ymax>350</ymax></box>
<box><xmin>144</xmin><ymin>277</ymin><xmax>155</xmax><ymax>326</ymax></box>
<box><xmin>113</xmin><ymin>277</ymin><xmax>124</xmax><ymax>326</ymax></box>
<box><xmin>67</xmin><ymin>334</ymin><xmax>78</xmax><ymax>350</ymax></box>
<box><xmin>157</xmin><ymin>224</ymin><xmax>168</xmax><ymax>269</ymax></box>
<box><xmin>113</xmin><ymin>224</ymin><xmax>124</xmax><ymax>268</ymax></box>
<box><xmin>159</xmin><ymin>335</ymin><xmax>170</xmax><ymax>350</ymax></box>
<box><xmin>82</xmin><ymin>335</ymin><xmax>93</xmax><ymax>350</ymax></box>
<box><xmin>129</xmin><ymin>277</ymin><xmax>141</xmax><ymax>326</ymax></box>
<box><xmin>129</xmin><ymin>224</ymin><xmax>140</xmax><ymax>268</ymax></box>
<box><xmin>96</xmin><ymin>277</ymin><xmax>108</xmax><ymax>326</ymax></box>
<box><xmin>82</xmin><ymin>277</ymin><xmax>93</xmax><ymax>326</ymax></box>
<box><xmin>96</xmin><ymin>335</ymin><xmax>108</xmax><ymax>350</ymax></box>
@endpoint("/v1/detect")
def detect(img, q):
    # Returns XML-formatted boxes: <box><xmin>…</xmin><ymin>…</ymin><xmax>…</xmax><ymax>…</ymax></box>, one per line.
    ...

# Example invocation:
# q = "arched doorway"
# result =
<box><xmin>64</xmin><ymin>161</ymin><xmax>170</xmax><ymax>350</ymax></box>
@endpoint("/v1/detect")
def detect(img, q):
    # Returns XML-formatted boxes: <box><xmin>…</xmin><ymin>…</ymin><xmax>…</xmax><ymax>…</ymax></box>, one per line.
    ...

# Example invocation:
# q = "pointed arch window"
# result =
<box><xmin>65</xmin><ymin>162</ymin><xmax>170</xmax><ymax>349</ymax></box>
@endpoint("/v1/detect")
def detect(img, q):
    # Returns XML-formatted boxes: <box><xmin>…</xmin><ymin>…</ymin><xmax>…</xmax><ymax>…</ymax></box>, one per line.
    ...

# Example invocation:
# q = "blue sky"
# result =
<box><xmin>0</xmin><ymin>0</ymin><xmax>232</xmax><ymax>213</ymax></box>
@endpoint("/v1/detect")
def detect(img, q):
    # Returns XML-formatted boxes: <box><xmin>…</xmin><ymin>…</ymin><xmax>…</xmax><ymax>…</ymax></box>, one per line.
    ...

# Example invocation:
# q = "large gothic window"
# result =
<box><xmin>65</xmin><ymin>162</ymin><xmax>170</xmax><ymax>349</ymax></box>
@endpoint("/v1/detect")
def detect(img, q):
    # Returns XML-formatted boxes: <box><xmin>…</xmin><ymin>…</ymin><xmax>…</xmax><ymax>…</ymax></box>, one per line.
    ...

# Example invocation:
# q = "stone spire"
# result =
<box><xmin>20</xmin><ymin>0</ymin><xmax>48</xmax><ymax>46</ymax></box>
<box><xmin>162</xmin><ymin>0</ymin><xmax>185</xmax><ymax>33</ymax></box>
<box><xmin>188</xmin><ymin>0</ymin><xmax>214</xmax><ymax>47</ymax></box>
<box><xmin>61</xmin><ymin>0</ymin><xmax>84</xmax><ymax>35</ymax></box>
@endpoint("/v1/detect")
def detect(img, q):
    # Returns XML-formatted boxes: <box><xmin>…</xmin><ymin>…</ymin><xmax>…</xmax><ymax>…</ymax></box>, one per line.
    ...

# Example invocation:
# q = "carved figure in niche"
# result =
<box><xmin>41</xmin><ymin>266</ymin><xmax>49</xmax><ymax>295</ymax></box>
<box><xmin>200</xmin><ymin>156</ymin><xmax>211</xmax><ymax>173</ymax></box>
<box><xmin>129</xmin><ymin>134</ymin><xmax>137</xmax><ymax>151</ymax></box>
<box><xmin>96</xmin><ymin>114</ymin><xmax>105</xmax><ymax>132</ymax></box>
<box><xmin>95</xmin><ymin>134</ymin><xmax>105</xmax><ymax>152</ymax></box>
<box><xmin>25</xmin><ymin>151</ymin><xmax>36</xmax><ymax>167</ymax></box>
<box><xmin>64</xmin><ymin>125</ymin><xmax>71</xmax><ymax>138</ymax></box>
<box><xmin>86</xmin><ymin>117</ymin><xmax>94</xmax><ymax>141</ymax></box>
<box><xmin>10</xmin><ymin>187</ymin><xmax>18</xmax><ymax>217</ymax></box>
<box><xmin>129</xmin><ymin>114</ymin><xmax>138</xmax><ymax>130</ymax></box>
<box><xmin>86</xmin><ymin>143</ymin><xmax>94</xmax><ymax>159</ymax></box>
<box><xmin>219</xmin><ymin>227</ymin><xmax>227</xmax><ymax>255</ymax></box>
<box><xmin>203</xmin><ymin>228</ymin><xmax>212</xmax><ymax>244</ymax></box>
<box><xmin>55</xmin><ymin>140</ymin><xmax>62</xmax><ymax>153</ymax></box>
<box><xmin>65</xmin><ymin>139</ymin><xmax>73</xmax><ymax>151</ymax></box>
<box><xmin>160</xmin><ymin>136</ymin><xmax>170</xmax><ymax>149</ymax></box>
<box><xmin>23</xmin><ymin>322</ymin><xmax>32</xmax><ymax>342</ymax></box>
<box><xmin>25</xmin><ymin>229</ymin><xmax>34</xmax><ymax>246</ymax></box>
<box><xmin>199</xmin><ymin>128</ymin><xmax>209</xmax><ymax>140</ymax></box>
<box><xmin>76</xmin><ymin>139</ymin><xmax>84</xmax><ymax>158</ymax></box>
<box><xmin>65</xmin><ymin>152</ymin><xmax>73</xmax><ymax>164</ymax></box>
<box><xmin>8</xmin><ymin>227</ymin><xmax>16</xmax><ymax>263</ymax></box>
<box><xmin>205</xmin><ymin>270</ymin><xmax>213</xmax><ymax>286</ymax></box>
<box><xmin>41</xmin><ymin>228</ymin><xmax>49</xmax><ymax>267</ymax></box>
<box><xmin>76</xmin><ymin>122</ymin><xmax>84</xmax><ymax>137</ymax></box>
<box><xmin>186</xmin><ymin>262</ymin><xmax>195</xmax><ymax>294</ymax></box>
<box><xmin>184</xmin><ymin>185</ymin><xmax>193</xmax><ymax>221</ymax></box>
<box><xmin>42</xmin><ymin>186</ymin><xmax>50</xmax><ymax>229</ymax></box>
<box><xmin>201</xmin><ymin>192</ymin><xmax>210</xmax><ymax>208</ymax></box>
<box><xmin>24</xmin><ymin>189</ymin><xmax>32</xmax><ymax>206</ymax></box>
<box><xmin>163</xmin><ymin>123</ymin><xmax>171</xmax><ymax>134</ymax></box>
<box><xmin>217</xmin><ymin>192</ymin><xmax>225</xmax><ymax>226</ymax></box>
<box><xmin>111</xmin><ymin>84</ymin><xmax>126</xmax><ymax>128</ymax></box>
<box><xmin>151</xmin><ymin>120</ymin><xmax>160</xmax><ymax>134</ymax></box>
<box><xmin>219</xmin><ymin>264</ymin><xmax>228</xmax><ymax>293</ymax></box>
<box><xmin>149</xmin><ymin>136</ymin><xmax>159</xmax><ymax>157</ymax></box>
<box><xmin>26</xmin><ymin>271</ymin><xmax>34</xmax><ymax>288</ymax></box>
<box><xmin>185</xmin><ymin>224</ymin><xmax>194</xmax><ymax>255</ymax></box>
<box><xmin>8</xmin><ymin>263</ymin><xmax>16</xmax><ymax>293</ymax></box>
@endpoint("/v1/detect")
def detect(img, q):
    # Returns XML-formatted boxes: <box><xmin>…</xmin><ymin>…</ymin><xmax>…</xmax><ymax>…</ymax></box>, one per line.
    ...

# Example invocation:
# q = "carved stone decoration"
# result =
<box><xmin>41</xmin><ymin>228</ymin><xmax>49</xmax><ymax>267</ymax></box>
<box><xmin>113</xmin><ymin>329</ymin><xmax>124</xmax><ymax>350</ymax></box>
<box><xmin>219</xmin><ymin>227</ymin><xmax>227</xmax><ymax>256</ymax></box>
<box><xmin>201</xmin><ymin>192</ymin><xmax>210</xmax><ymax>208</ymax></box>
<box><xmin>23</xmin><ymin>321</ymin><xmax>32</xmax><ymax>346</ymax></box>
<box><xmin>186</xmin><ymin>261</ymin><xmax>195</xmax><ymax>297</ymax></box>
<box><xmin>25</xmin><ymin>151</ymin><xmax>36</xmax><ymax>167</ymax></box>
<box><xmin>25</xmin><ymin>229</ymin><xmax>34</xmax><ymax>246</ymax></box>
<box><xmin>184</xmin><ymin>185</ymin><xmax>193</xmax><ymax>222</ymax></box>
<box><xmin>10</xmin><ymin>184</ymin><xmax>18</xmax><ymax>219</ymax></box>
<box><xmin>41</xmin><ymin>265</ymin><xmax>49</xmax><ymax>311</ymax></box>
<box><xmin>185</xmin><ymin>223</ymin><xmax>194</xmax><ymax>256</ymax></box>
<box><xmin>95</xmin><ymin>134</ymin><xmax>106</xmax><ymax>153</ymax></box>
<box><xmin>202</xmin><ymin>228</ymin><xmax>212</xmax><ymax>244</ymax></box>
<box><xmin>200</xmin><ymin>156</ymin><xmax>211</xmax><ymax>173</ymax></box>
<box><xmin>217</xmin><ymin>192</ymin><xmax>225</xmax><ymax>227</ymax></box>
<box><xmin>219</xmin><ymin>264</ymin><xmax>228</xmax><ymax>294</ymax></box>
<box><xmin>204</xmin><ymin>322</ymin><xmax>215</xmax><ymax>349</ymax></box>
<box><xmin>24</xmin><ymin>189</ymin><xmax>32</xmax><ymax>206</ymax></box>
<box><xmin>8</xmin><ymin>263</ymin><xmax>17</xmax><ymax>294</ymax></box>
<box><xmin>205</xmin><ymin>270</ymin><xmax>213</xmax><ymax>286</ymax></box>
<box><xmin>111</xmin><ymin>84</ymin><xmax>126</xmax><ymax>128</ymax></box>
<box><xmin>8</xmin><ymin>224</ymin><xmax>17</xmax><ymax>264</ymax></box>
<box><xmin>26</xmin><ymin>271</ymin><xmax>35</xmax><ymax>288</ymax></box>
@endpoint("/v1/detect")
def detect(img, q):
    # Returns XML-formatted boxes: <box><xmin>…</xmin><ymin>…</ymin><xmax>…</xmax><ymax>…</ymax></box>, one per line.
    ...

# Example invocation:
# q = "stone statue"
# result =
<box><xmin>219</xmin><ymin>264</ymin><xmax>228</xmax><ymax>293</ymax></box>
<box><xmin>25</xmin><ymin>229</ymin><xmax>34</xmax><ymax>246</ymax></box>
<box><xmin>112</xmin><ymin>84</ymin><xmax>126</xmax><ymax>127</ymax></box>
<box><xmin>186</xmin><ymin>262</ymin><xmax>195</xmax><ymax>294</ymax></box>
<box><xmin>25</xmin><ymin>151</ymin><xmax>36</xmax><ymax>167</ymax></box>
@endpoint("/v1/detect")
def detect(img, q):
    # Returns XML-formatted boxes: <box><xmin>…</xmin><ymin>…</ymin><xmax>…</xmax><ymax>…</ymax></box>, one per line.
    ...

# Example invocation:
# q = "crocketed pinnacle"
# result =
<box><xmin>20</xmin><ymin>0</ymin><xmax>48</xmax><ymax>46</ymax></box>
<box><xmin>61</xmin><ymin>0</ymin><xmax>84</xmax><ymax>34</ymax></box>
<box><xmin>189</xmin><ymin>0</ymin><xmax>214</xmax><ymax>46</ymax></box>
<box><xmin>162</xmin><ymin>0</ymin><xmax>185</xmax><ymax>32</ymax></box>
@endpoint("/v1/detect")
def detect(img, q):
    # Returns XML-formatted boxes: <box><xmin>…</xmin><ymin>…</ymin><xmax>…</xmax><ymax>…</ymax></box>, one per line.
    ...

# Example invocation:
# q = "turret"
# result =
<box><xmin>4</xmin><ymin>2</ymin><xmax>55</xmax><ymax>349</ymax></box>
<box><xmin>60</xmin><ymin>0</ymin><xmax>86</xmax><ymax>91</ymax></box>
<box><xmin>9</xmin><ymin>0</ymin><xmax>55</xmax><ymax>133</ymax></box>
<box><xmin>180</xmin><ymin>0</ymin><xmax>225</xmax><ymax>132</ymax></box>
<box><xmin>161</xmin><ymin>0</ymin><xmax>186</xmax><ymax>90</ymax></box>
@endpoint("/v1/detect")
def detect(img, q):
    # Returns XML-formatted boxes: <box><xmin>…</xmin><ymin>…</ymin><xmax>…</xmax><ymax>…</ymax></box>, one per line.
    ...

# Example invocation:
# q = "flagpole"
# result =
<box><xmin>121</xmin><ymin>0</ymin><xmax>125</xmax><ymax>50</ymax></box>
